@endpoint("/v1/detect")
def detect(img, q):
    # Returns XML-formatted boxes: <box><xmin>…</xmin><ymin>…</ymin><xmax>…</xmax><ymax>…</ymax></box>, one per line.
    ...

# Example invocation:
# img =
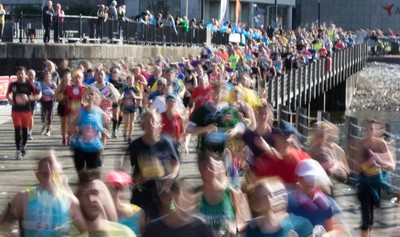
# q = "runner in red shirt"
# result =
<box><xmin>161</xmin><ymin>93</ymin><xmax>184</xmax><ymax>143</ymax></box>
<box><xmin>251</xmin><ymin>121</ymin><xmax>310</xmax><ymax>188</ymax></box>
<box><xmin>189</xmin><ymin>74</ymin><xmax>213</xmax><ymax>110</ymax></box>
<box><xmin>6</xmin><ymin>66</ymin><xmax>38</xmax><ymax>160</ymax></box>
<box><xmin>65</xmin><ymin>69</ymin><xmax>86</xmax><ymax>144</ymax></box>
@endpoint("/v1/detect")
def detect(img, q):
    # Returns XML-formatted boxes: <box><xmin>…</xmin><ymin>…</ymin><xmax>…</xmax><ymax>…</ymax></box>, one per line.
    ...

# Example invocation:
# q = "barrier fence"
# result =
<box><xmin>0</xmin><ymin>76</ymin><xmax>17</xmax><ymax>101</ymax></box>
<box><xmin>1</xmin><ymin>13</ymin><xmax>240</xmax><ymax>45</ymax></box>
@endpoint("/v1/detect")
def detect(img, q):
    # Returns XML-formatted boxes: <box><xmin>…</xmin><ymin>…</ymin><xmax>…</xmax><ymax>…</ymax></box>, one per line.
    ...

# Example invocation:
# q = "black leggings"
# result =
<box><xmin>14</xmin><ymin>127</ymin><xmax>28</xmax><ymax>150</ymax></box>
<box><xmin>41</xmin><ymin>101</ymin><xmax>54</xmax><ymax>126</ymax></box>
<box><xmin>73</xmin><ymin>148</ymin><xmax>100</xmax><ymax>172</ymax></box>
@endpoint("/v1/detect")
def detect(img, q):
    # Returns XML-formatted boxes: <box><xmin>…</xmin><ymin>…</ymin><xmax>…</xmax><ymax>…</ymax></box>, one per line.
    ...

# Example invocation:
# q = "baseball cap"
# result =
<box><xmin>106</xmin><ymin>171</ymin><xmax>133</xmax><ymax>186</ymax></box>
<box><xmin>272</xmin><ymin>121</ymin><xmax>302</xmax><ymax>139</ymax></box>
<box><xmin>166</xmin><ymin>93</ymin><xmax>176</xmax><ymax>101</ymax></box>
<box><xmin>167</xmin><ymin>68</ymin><xmax>176</xmax><ymax>74</ymax></box>
<box><xmin>157</xmin><ymin>77</ymin><xmax>167</xmax><ymax>86</ymax></box>
<box><xmin>295</xmin><ymin>159</ymin><xmax>332</xmax><ymax>186</ymax></box>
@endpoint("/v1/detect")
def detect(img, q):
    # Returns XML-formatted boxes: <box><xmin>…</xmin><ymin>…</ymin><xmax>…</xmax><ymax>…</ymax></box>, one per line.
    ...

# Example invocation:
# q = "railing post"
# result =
<box><xmin>125</xmin><ymin>21</ymin><xmax>129</xmax><ymax>44</ymax></box>
<box><xmin>286</xmin><ymin>69</ymin><xmax>291</xmax><ymax>106</ymax></box>
<box><xmin>101</xmin><ymin>20</ymin><xmax>104</xmax><ymax>44</ymax></box>
<box><xmin>291</xmin><ymin>69</ymin><xmax>296</xmax><ymax>111</ymax></box>
<box><xmin>19</xmin><ymin>12</ymin><xmax>23</xmax><ymax>43</ymax></box>
<box><xmin>79</xmin><ymin>14</ymin><xmax>83</xmax><ymax>39</ymax></box>
<box><xmin>280</xmin><ymin>73</ymin><xmax>285</xmax><ymax>107</ymax></box>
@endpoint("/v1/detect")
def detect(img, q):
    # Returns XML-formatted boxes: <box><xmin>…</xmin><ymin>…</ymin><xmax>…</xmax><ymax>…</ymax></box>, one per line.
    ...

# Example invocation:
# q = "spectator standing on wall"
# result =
<box><xmin>109</xmin><ymin>0</ymin><xmax>118</xmax><ymax>20</ymax></box>
<box><xmin>53</xmin><ymin>3</ymin><xmax>65</xmax><ymax>43</ymax></box>
<box><xmin>96</xmin><ymin>4</ymin><xmax>108</xmax><ymax>39</ymax></box>
<box><xmin>42</xmin><ymin>0</ymin><xmax>54</xmax><ymax>43</ymax></box>
<box><xmin>0</xmin><ymin>4</ymin><xmax>5</xmax><ymax>41</ymax></box>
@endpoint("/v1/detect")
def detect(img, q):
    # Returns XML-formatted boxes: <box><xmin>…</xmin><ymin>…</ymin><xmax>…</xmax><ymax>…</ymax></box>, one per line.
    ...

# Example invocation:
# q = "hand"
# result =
<box><xmin>205</xmin><ymin>124</ymin><xmax>218</xmax><ymax>134</ymax></box>
<box><xmin>225</xmin><ymin>128</ymin><xmax>237</xmax><ymax>138</ymax></box>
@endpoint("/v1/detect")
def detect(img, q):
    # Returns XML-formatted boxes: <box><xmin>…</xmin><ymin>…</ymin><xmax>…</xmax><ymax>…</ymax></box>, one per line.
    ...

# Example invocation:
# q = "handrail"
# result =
<box><xmin>266</xmin><ymin>43</ymin><xmax>368</xmax><ymax>110</ymax></box>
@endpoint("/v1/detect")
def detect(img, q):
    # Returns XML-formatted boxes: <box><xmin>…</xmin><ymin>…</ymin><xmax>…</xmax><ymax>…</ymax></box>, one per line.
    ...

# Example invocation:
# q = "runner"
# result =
<box><xmin>120</xmin><ymin>75</ymin><xmax>140</xmax><ymax>144</ymax></box>
<box><xmin>26</xmin><ymin>69</ymin><xmax>42</xmax><ymax>140</ymax></box>
<box><xmin>72</xmin><ymin>86</ymin><xmax>110</xmax><ymax>172</ymax></box>
<box><xmin>55</xmin><ymin>69</ymin><xmax>71</xmax><ymax>145</ymax></box>
<box><xmin>65</xmin><ymin>69</ymin><xmax>86</xmax><ymax>145</ymax></box>
<box><xmin>129</xmin><ymin>109</ymin><xmax>180</xmax><ymax>223</ymax></box>
<box><xmin>39</xmin><ymin>71</ymin><xmax>57</xmax><ymax>136</ymax></box>
<box><xmin>1</xmin><ymin>152</ymin><xmax>85</xmax><ymax>235</ymax></box>
<box><xmin>6</xmin><ymin>66</ymin><xmax>39</xmax><ymax>160</ymax></box>
<box><xmin>354</xmin><ymin>119</ymin><xmax>395</xmax><ymax>236</ymax></box>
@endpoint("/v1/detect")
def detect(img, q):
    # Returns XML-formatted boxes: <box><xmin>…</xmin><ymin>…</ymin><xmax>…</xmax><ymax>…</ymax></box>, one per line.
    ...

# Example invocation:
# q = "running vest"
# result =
<box><xmin>118</xmin><ymin>204</ymin><xmax>142</xmax><ymax>236</ymax></box>
<box><xmin>22</xmin><ymin>187</ymin><xmax>70</xmax><ymax>237</ymax></box>
<box><xmin>73</xmin><ymin>107</ymin><xmax>104</xmax><ymax>152</ymax></box>
<box><xmin>96</xmin><ymin>82</ymin><xmax>113</xmax><ymax>117</ymax></box>
<box><xmin>198</xmin><ymin>188</ymin><xmax>235</xmax><ymax>235</ymax></box>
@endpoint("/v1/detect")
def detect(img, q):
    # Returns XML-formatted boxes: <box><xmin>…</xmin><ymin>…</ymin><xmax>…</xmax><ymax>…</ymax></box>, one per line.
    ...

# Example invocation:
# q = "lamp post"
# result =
<box><xmin>318</xmin><ymin>0</ymin><xmax>321</xmax><ymax>29</ymax></box>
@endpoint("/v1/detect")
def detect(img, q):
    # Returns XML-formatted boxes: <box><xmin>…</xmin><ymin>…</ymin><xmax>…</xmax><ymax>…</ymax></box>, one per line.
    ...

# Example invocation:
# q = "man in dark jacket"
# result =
<box><xmin>42</xmin><ymin>1</ymin><xmax>54</xmax><ymax>43</ymax></box>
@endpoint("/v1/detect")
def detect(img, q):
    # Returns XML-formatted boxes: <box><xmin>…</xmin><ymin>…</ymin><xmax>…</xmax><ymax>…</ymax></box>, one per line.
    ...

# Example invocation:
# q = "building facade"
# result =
<box><xmin>9</xmin><ymin>1</ymin><xmax>398</xmax><ymax>31</ymax></box>
<box><xmin>297</xmin><ymin>0</ymin><xmax>400</xmax><ymax>31</ymax></box>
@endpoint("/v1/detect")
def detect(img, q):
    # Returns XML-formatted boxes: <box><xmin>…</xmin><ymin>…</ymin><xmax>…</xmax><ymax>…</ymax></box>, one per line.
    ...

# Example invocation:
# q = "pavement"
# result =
<box><xmin>0</xmin><ymin>105</ymin><xmax>399</xmax><ymax>236</ymax></box>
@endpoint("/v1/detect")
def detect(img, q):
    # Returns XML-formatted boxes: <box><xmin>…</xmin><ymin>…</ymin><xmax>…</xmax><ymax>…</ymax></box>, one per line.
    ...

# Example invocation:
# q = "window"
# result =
<box><xmin>139</xmin><ymin>0</ymin><xmax>181</xmax><ymax>18</ymax></box>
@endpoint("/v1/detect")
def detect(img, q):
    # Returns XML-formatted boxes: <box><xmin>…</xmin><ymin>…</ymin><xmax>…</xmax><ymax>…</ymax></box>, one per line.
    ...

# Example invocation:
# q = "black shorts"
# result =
<box><xmin>57</xmin><ymin>103</ymin><xmax>66</xmax><ymax>117</ymax></box>
<box><xmin>112</xmin><ymin>102</ymin><xmax>119</xmax><ymax>108</ymax></box>
<box><xmin>131</xmin><ymin>180</ymin><xmax>161</xmax><ymax>220</ymax></box>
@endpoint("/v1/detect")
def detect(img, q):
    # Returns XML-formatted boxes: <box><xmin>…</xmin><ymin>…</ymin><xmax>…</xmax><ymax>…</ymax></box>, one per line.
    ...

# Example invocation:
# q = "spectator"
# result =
<box><xmin>117</xmin><ymin>5</ymin><xmax>126</xmax><ymax>22</ymax></box>
<box><xmin>109</xmin><ymin>0</ymin><xmax>118</xmax><ymax>20</ymax></box>
<box><xmin>53</xmin><ymin>3</ymin><xmax>65</xmax><ymax>43</ymax></box>
<box><xmin>155</xmin><ymin>13</ymin><xmax>164</xmax><ymax>28</ymax></box>
<box><xmin>42</xmin><ymin>0</ymin><xmax>54</xmax><ymax>43</ymax></box>
<box><xmin>0</xmin><ymin>4</ymin><xmax>5</xmax><ymax>40</ymax></box>
<box><xmin>96</xmin><ymin>4</ymin><xmax>108</xmax><ymax>39</ymax></box>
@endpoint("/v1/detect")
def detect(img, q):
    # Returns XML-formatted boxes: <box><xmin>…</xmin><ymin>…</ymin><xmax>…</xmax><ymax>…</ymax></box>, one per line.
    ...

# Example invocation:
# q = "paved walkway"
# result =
<box><xmin>0</xmin><ymin>106</ymin><xmax>398</xmax><ymax>236</ymax></box>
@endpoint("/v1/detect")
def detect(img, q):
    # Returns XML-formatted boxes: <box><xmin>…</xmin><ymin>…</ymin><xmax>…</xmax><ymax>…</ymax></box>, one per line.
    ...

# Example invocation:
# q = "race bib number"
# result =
<box><xmin>42</xmin><ymin>95</ymin><xmax>52</xmax><ymax>102</ymax></box>
<box><xmin>124</xmin><ymin>98</ymin><xmax>134</xmax><ymax>107</ymax></box>
<box><xmin>138</xmin><ymin>155</ymin><xmax>165</xmax><ymax>179</ymax></box>
<box><xmin>15</xmin><ymin>94</ymin><xmax>28</xmax><ymax>105</ymax></box>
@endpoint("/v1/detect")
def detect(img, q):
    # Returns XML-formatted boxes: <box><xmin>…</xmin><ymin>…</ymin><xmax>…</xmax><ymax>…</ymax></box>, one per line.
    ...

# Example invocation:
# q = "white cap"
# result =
<box><xmin>296</xmin><ymin>159</ymin><xmax>332</xmax><ymax>186</ymax></box>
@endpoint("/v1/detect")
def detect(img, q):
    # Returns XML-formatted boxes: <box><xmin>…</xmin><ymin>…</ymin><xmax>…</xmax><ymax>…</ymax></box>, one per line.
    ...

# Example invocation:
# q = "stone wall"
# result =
<box><xmin>0</xmin><ymin>43</ymin><xmax>202</xmax><ymax>75</ymax></box>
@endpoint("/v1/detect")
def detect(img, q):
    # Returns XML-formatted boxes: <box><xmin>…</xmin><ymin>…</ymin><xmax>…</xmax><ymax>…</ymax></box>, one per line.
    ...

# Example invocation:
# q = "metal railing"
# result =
<box><xmin>266</xmin><ymin>43</ymin><xmax>369</xmax><ymax>111</ymax></box>
<box><xmin>1</xmin><ymin>13</ymin><xmax>214</xmax><ymax>46</ymax></box>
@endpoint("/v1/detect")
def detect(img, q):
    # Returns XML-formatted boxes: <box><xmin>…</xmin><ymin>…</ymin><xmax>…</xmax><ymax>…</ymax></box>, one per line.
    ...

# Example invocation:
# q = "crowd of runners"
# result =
<box><xmin>0</xmin><ymin>24</ymin><xmax>397</xmax><ymax>237</ymax></box>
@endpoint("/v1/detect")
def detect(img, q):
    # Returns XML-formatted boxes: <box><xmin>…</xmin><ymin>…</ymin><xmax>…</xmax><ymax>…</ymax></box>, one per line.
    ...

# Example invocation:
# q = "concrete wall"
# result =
<box><xmin>299</xmin><ymin>0</ymin><xmax>400</xmax><ymax>31</ymax></box>
<box><xmin>0</xmin><ymin>43</ymin><xmax>202</xmax><ymax>75</ymax></box>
